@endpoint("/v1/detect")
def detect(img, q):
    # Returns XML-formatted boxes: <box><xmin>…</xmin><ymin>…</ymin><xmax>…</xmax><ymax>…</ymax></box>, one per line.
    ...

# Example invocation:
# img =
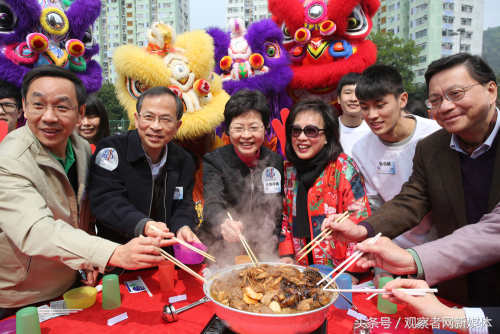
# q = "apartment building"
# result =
<box><xmin>226</xmin><ymin>0</ymin><xmax>272</xmax><ymax>29</ymax></box>
<box><xmin>373</xmin><ymin>0</ymin><xmax>484</xmax><ymax>83</ymax></box>
<box><xmin>93</xmin><ymin>0</ymin><xmax>189</xmax><ymax>83</ymax></box>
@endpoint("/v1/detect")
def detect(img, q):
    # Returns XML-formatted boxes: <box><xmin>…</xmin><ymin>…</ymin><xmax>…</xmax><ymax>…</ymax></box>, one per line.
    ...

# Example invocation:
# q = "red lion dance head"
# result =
<box><xmin>269</xmin><ymin>0</ymin><xmax>380</xmax><ymax>108</ymax></box>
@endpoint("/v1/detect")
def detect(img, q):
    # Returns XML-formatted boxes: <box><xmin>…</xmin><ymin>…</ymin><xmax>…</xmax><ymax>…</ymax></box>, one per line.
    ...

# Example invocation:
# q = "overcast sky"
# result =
<box><xmin>189</xmin><ymin>0</ymin><xmax>500</xmax><ymax>31</ymax></box>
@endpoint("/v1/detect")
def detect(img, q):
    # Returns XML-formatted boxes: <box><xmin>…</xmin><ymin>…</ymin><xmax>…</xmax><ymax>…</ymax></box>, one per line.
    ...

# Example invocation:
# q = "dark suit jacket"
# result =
<box><xmin>363</xmin><ymin>128</ymin><xmax>500</xmax><ymax>305</ymax></box>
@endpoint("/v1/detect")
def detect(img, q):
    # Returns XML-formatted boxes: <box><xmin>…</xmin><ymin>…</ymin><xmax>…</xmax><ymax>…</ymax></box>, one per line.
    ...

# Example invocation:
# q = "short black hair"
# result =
<box><xmin>425</xmin><ymin>53</ymin><xmax>497</xmax><ymax>94</ymax></box>
<box><xmin>22</xmin><ymin>65</ymin><xmax>86</xmax><ymax>108</ymax></box>
<box><xmin>403</xmin><ymin>100</ymin><xmax>429</xmax><ymax>119</ymax></box>
<box><xmin>0</xmin><ymin>80</ymin><xmax>22</xmax><ymax>110</ymax></box>
<box><xmin>337</xmin><ymin>72</ymin><xmax>361</xmax><ymax>96</ymax></box>
<box><xmin>285</xmin><ymin>97</ymin><xmax>343</xmax><ymax>166</ymax></box>
<box><xmin>136</xmin><ymin>86</ymin><xmax>183</xmax><ymax>120</ymax></box>
<box><xmin>355</xmin><ymin>64</ymin><xmax>404</xmax><ymax>102</ymax></box>
<box><xmin>223</xmin><ymin>89</ymin><xmax>271</xmax><ymax>134</ymax></box>
<box><xmin>85</xmin><ymin>94</ymin><xmax>111</xmax><ymax>143</ymax></box>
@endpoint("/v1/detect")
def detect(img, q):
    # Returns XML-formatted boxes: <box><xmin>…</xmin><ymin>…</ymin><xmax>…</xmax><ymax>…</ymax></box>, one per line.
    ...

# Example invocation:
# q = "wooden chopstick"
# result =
<box><xmin>297</xmin><ymin>213</ymin><xmax>350</xmax><ymax>261</ymax></box>
<box><xmin>322</xmin><ymin>288</ymin><xmax>437</xmax><ymax>296</ymax></box>
<box><xmin>140</xmin><ymin>235</ymin><xmax>207</xmax><ymax>283</ymax></box>
<box><xmin>227</xmin><ymin>212</ymin><xmax>259</xmax><ymax>267</ymax></box>
<box><xmin>149</xmin><ymin>225</ymin><xmax>215</xmax><ymax>262</ymax></box>
<box><xmin>298</xmin><ymin>211</ymin><xmax>349</xmax><ymax>254</ymax></box>
<box><xmin>320</xmin><ymin>233</ymin><xmax>382</xmax><ymax>289</ymax></box>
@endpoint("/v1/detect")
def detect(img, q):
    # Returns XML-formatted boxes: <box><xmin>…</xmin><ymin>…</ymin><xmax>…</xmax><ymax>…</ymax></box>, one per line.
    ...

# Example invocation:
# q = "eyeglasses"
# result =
<box><xmin>26</xmin><ymin>101</ymin><xmax>76</xmax><ymax>116</ymax></box>
<box><xmin>139</xmin><ymin>113</ymin><xmax>179</xmax><ymax>128</ymax></box>
<box><xmin>0</xmin><ymin>103</ymin><xmax>19</xmax><ymax>114</ymax></box>
<box><xmin>425</xmin><ymin>83</ymin><xmax>483</xmax><ymax>109</ymax></box>
<box><xmin>230</xmin><ymin>125</ymin><xmax>264</xmax><ymax>133</ymax></box>
<box><xmin>289</xmin><ymin>125</ymin><xmax>325</xmax><ymax>138</ymax></box>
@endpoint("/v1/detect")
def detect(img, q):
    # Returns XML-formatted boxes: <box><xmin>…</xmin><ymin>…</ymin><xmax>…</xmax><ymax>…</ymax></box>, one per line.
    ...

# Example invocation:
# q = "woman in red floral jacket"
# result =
<box><xmin>278</xmin><ymin>98</ymin><xmax>371</xmax><ymax>282</ymax></box>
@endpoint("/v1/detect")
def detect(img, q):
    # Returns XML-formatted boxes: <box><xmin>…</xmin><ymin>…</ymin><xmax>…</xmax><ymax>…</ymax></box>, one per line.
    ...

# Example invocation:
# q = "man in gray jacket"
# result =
<box><xmin>0</xmin><ymin>65</ymin><xmax>164</xmax><ymax>320</ymax></box>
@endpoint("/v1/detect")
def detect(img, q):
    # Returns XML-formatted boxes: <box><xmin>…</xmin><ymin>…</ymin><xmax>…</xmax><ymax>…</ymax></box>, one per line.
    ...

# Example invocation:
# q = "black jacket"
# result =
<box><xmin>89</xmin><ymin>130</ymin><xmax>197</xmax><ymax>245</ymax></box>
<box><xmin>199</xmin><ymin>144</ymin><xmax>284</xmax><ymax>247</ymax></box>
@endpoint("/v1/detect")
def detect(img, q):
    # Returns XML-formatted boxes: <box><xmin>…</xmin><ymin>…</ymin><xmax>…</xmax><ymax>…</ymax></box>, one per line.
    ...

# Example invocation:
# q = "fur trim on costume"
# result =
<box><xmin>174</xmin><ymin>30</ymin><xmax>215</xmax><ymax>82</ymax></box>
<box><xmin>66</xmin><ymin>0</ymin><xmax>101</xmax><ymax>41</ymax></box>
<box><xmin>40</xmin><ymin>7</ymin><xmax>69</xmax><ymax>35</ymax></box>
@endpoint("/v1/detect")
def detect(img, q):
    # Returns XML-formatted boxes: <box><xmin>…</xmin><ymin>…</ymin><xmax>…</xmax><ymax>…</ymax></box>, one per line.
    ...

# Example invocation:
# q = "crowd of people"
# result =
<box><xmin>0</xmin><ymin>52</ymin><xmax>498</xmax><ymax>333</ymax></box>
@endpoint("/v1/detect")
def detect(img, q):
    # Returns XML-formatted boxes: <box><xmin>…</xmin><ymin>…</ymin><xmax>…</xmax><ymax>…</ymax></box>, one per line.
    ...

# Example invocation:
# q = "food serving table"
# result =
<box><xmin>0</xmin><ymin>265</ymin><xmax>460</xmax><ymax>333</ymax></box>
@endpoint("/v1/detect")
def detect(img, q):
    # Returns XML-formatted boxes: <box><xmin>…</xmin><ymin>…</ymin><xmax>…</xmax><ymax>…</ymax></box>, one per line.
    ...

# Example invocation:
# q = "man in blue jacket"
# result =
<box><xmin>89</xmin><ymin>86</ymin><xmax>200</xmax><ymax>269</ymax></box>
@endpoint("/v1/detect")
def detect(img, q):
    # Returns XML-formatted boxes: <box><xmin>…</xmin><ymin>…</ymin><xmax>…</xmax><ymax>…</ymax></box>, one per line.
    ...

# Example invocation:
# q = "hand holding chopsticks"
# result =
<box><xmin>227</xmin><ymin>212</ymin><xmax>260</xmax><ymax>267</ymax></box>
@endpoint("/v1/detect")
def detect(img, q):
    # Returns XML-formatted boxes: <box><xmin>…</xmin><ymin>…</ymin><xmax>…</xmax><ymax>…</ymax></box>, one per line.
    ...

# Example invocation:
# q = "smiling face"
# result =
<box><xmin>291</xmin><ymin>111</ymin><xmax>327</xmax><ymax>160</ymax></box>
<box><xmin>76</xmin><ymin>113</ymin><xmax>100</xmax><ymax>144</ymax></box>
<box><xmin>359</xmin><ymin>93</ymin><xmax>407</xmax><ymax>139</ymax></box>
<box><xmin>228</xmin><ymin>111</ymin><xmax>265</xmax><ymax>158</ymax></box>
<box><xmin>428</xmin><ymin>65</ymin><xmax>497</xmax><ymax>142</ymax></box>
<box><xmin>0</xmin><ymin>97</ymin><xmax>21</xmax><ymax>133</ymax></box>
<box><xmin>338</xmin><ymin>84</ymin><xmax>360</xmax><ymax>116</ymax></box>
<box><xmin>134</xmin><ymin>94</ymin><xmax>181</xmax><ymax>162</ymax></box>
<box><xmin>23</xmin><ymin>76</ymin><xmax>84</xmax><ymax>159</ymax></box>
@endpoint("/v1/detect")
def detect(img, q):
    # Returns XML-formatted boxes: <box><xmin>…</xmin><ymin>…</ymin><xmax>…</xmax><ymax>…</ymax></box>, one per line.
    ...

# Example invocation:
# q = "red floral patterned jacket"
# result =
<box><xmin>279</xmin><ymin>153</ymin><xmax>371</xmax><ymax>272</ymax></box>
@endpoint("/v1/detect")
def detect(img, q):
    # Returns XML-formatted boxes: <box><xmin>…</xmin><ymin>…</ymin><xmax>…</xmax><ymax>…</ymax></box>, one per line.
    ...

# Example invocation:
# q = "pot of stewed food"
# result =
<box><xmin>203</xmin><ymin>262</ymin><xmax>339</xmax><ymax>334</ymax></box>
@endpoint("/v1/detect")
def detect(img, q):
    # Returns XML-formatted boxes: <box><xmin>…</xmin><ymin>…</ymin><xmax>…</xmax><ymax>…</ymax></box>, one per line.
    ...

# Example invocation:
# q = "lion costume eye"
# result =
<box><xmin>265</xmin><ymin>42</ymin><xmax>281</xmax><ymax>58</ymax></box>
<box><xmin>125</xmin><ymin>77</ymin><xmax>149</xmax><ymax>100</ymax></box>
<box><xmin>345</xmin><ymin>5</ymin><xmax>368</xmax><ymax>36</ymax></box>
<box><xmin>0</xmin><ymin>2</ymin><xmax>16</xmax><ymax>33</ymax></box>
<box><xmin>281</xmin><ymin>23</ymin><xmax>294</xmax><ymax>44</ymax></box>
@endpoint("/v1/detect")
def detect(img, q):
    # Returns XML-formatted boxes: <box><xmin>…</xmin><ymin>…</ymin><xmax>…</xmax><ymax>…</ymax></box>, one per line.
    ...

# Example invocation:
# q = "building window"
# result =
<box><xmin>415</xmin><ymin>29</ymin><xmax>427</xmax><ymax>39</ymax></box>
<box><xmin>464</xmin><ymin>31</ymin><xmax>473</xmax><ymax>39</ymax></box>
<box><xmin>461</xmin><ymin>18</ymin><xmax>472</xmax><ymax>26</ymax></box>
<box><xmin>381</xmin><ymin>5</ymin><xmax>386</xmax><ymax>13</ymax></box>
<box><xmin>442</xmin><ymin>29</ymin><xmax>454</xmax><ymax>36</ymax></box>
<box><xmin>416</xmin><ymin>42</ymin><xmax>426</xmax><ymax>50</ymax></box>
<box><xmin>461</xmin><ymin>5</ymin><xmax>473</xmax><ymax>13</ymax></box>
<box><xmin>128</xmin><ymin>39</ymin><xmax>133</xmax><ymax>43</ymax></box>
<box><xmin>461</xmin><ymin>44</ymin><xmax>471</xmax><ymax>52</ymax></box>
<box><xmin>127</xmin><ymin>12</ymin><xmax>132</xmax><ymax>17</ymax></box>
<box><xmin>388</xmin><ymin>4</ymin><xmax>395</xmax><ymax>12</ymax></box>
<box><xmin>126</xmin><ymin>3</ymin><xmax>132</xmax><ymax>8</ymax></box>
<box><xmin>415</xmin><ymin>15</ymin><xmax>427</xmax><ymax>26</ymax></box>
<box><xmin>443</xmin><ymin>3</ymin><xmax>454</xmax><ymax>11</ymax></box>
<box><xmin>381</xmin><ymin>16</ymin><xmax>387</xmax><ymax>24</ymax></box>
<box><xmin>127</xmin><ymin>21</ymin><xmax>133</xmax><ymax>26</ymax></box>
<box><xmin>419</xmin><ymin>56</ymin><xmax>427</xmax><ymax>63</ymax></box>
<box><xmin>412</xmin><ymin>3</ymin><xmax>428</xmax><ymax>15</ymax></box>
<box><xmin>415</xmin><ymin>69</ymin><xmax>426</xmax><ymax>77</ymax></box>
<box><xmin>441</xmin><ymin>42</ymin><xmax>453</xmax><ymax>50</ymax></box>
<box><xmin>442</xmin><ymin>16</ymin><xmax>454</xmax><ymax>24</ymax></box>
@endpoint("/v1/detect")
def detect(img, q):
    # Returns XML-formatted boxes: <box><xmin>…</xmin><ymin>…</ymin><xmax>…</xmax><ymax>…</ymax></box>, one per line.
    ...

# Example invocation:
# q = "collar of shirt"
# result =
<box><xmin>450</xmin><ymin>107</ymin><xmax>500</xmax><ymax>159</ymax></box>
<box><xmin>51</xmin><ymin>138</ymin><xmax>75</xmax><ymax>174</ymax></box>
<box><xmin>142</xmin><ymin>144</ymin><xmax>168</xmax><ymax>179</ymax></box>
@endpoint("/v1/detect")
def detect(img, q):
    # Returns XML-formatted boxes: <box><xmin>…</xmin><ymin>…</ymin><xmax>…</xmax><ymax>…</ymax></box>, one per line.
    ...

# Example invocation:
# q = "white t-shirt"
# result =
<box><xmin>339</xmin><ymin>116</ymin><xmax>372</xmax><ymax>157</ymax></box>
<box><xmin>351</xmin><ymin>115</ymin><xmax>441</xmax><ymax>249</ymax></box>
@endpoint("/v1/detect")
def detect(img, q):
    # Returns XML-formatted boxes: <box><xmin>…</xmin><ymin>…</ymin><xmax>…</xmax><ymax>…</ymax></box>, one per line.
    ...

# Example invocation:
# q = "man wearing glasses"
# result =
<box><xmin>0</xmin><ymin>80</ymin><xmax>23</xmax><ymax>135</ymax></box>
<box><xmin>0</xmin><ymin>66</ymin><xmax>164</xmax><ymax>319</ymax></box>
<box><xmin>89</xmin><ymin>86</ymin><xmax>200</xmax><ymax>273</ymax></box>
<box><xmin>323</xmin><ymin>53</ymin><xmax>500</xmax><ymax>308</ymax></box>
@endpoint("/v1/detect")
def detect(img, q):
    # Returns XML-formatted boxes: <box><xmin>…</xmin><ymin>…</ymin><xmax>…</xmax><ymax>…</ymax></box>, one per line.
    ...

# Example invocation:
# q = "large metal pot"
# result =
<box><xmin>203</xmin><ymin>262</ymin><xmax>339</xmax><ymax>334</ymax></box>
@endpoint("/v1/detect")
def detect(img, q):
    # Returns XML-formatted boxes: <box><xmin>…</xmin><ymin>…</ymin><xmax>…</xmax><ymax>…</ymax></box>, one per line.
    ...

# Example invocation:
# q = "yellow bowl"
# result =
<box><xmin>63</xmin><ymin>287</ymin><xmax>97</xmax><ymax>310</ymax></box>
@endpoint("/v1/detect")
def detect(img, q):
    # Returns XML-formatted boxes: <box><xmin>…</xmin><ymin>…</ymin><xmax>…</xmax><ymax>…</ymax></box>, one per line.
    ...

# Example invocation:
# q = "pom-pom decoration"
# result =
<box><xmin>249</xmin><ymin>53</ymin><xmax>264</xmax><ymax>70</ymax></box>
<box><xmin>168</xmin><ymin>85</ymin><xmax>183</xmax><ymax>99</ymax></box>
<box><xmin>65</xmin><ymin>39</ymin><xmax>85</xmax><ymax>58</ymax></box>
<box><xmin>319</xmin><ymin>20</ymin><xmax>336</xmax><ymax>36</ymax></box>
<box><xmin>294</xmin><ymin>28</ymin><xmax>311</xmax><ymax>44</ymax></box>
<box><xmin>5</xmin><ymin>43</ymin><xmax>39</xmax><ymax>65</ymax></box>
<box><xmin>40</xmin><ymin>7</ymin><xmax>69</xmax><ymax>36</ymax></box>
<box><xmin>220</xmin><ymin>56</ymin><xmax>233</xmax><ymax>71</ymax></box>
<box><xmin>69</xmin><ymin>56</ymin><xmax>87</xmax><ymax>72</ymax></box>
<box><xmin>328</xmin><ymin>40</ymin><xmax>353</xmax><ymax>59</ymax></box>
<box><xmin>193</xmin><ymin>79</ymin><xmax>211</xmax><ymax>96</ymax></box>
<box><xmin>290</xmin><ymin>44</ymin><xmax>307</xmax><ymax>62</ymax></box>
<box><xmin>26</xmin><ymin>33</ymin><xmax>49</xmax><ymax>53</ymax></box>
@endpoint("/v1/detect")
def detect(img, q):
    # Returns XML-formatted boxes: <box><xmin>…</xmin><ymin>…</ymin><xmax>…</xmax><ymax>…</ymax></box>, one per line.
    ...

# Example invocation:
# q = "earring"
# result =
<box><xmin>325</xmin><ymin>140</ymin><xmax>327</xmax><ymax>144</ymax></box>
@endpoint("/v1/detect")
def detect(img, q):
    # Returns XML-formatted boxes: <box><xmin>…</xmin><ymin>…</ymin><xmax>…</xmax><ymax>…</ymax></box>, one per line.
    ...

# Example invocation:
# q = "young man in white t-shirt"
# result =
<box><xmin>351</xmin><ymin>64</ymin><xmax>441</xmax><ymax>287</ymax></box>
<box><xmin>337</xmin><ymin>73</ymin><xmax>371</xmax><ymax>156</ymax></box>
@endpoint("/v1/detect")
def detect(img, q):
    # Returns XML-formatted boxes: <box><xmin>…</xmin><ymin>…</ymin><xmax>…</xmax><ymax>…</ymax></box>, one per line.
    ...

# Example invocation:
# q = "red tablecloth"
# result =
<box><xmin>1</xmin><ymin>266</ymin><xmax>461</xmax><ymax>334</ymax></box>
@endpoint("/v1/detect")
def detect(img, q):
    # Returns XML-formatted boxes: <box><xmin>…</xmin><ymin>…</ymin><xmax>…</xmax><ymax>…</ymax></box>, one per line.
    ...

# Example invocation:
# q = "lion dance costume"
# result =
<box><xmin>0</xmin><ymin>0</ymin><xmax>102</xmax><ymax>93</ymax></box>
<box><xmin>112</xmin><ymin>22</ymin><xmax>230</xmax><ymax>224</ymax></box>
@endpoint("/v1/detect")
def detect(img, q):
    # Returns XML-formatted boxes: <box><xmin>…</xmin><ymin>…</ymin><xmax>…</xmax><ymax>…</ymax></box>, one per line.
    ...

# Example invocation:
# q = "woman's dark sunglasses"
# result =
<box><xmin>289</xmin><ymin>125</ymin><xmax>325</xmax><ymax>138</ymax></box>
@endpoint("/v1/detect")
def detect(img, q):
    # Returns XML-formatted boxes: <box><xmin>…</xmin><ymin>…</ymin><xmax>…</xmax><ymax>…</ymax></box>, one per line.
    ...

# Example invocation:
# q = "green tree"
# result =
<box><xmin>94</xmin><ymin>82</ymin><xmax>128</xmax><ymax>121</ymax></box>
<box><xmin>483</xmin><ymin>26</ymin><xmax>500</xmax><ymax>76</ymax></box>
<box><xmin>368</xmin><ymin>31</ymin><xmax>422</xmax><ymax>97</ymax></box>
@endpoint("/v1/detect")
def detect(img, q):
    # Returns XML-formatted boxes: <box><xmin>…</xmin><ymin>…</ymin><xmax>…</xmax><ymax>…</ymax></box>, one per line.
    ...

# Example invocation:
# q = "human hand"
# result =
<box><xmin>108</xmin><ymin>236</ymin><xmax>164</xmax><ymax>270</ymax></box>
<box><xmin>321</xmin><ymin>214</ymin><xmax>368</xmax><ymax>243</ymax></box>
<box><xmin>144</xmin><ymin>221</ymin><xmax>176</xmax><ymax>247</ymax></box>
<box><xmin>355</xmin><ymin>237</ymin><xmax>418</xmax><ymax>275</ymax></box>
<box><xmin>221</xmin><ymin>219</ymin><xmax>244</xmax><ymax>243</ymax></box>
<box><xmin>373</xmin><ymin>272</ymin><xmax>393</xmax><ymax>288</ymax></box>
<box><xmin>279</xmin><ymin>256</ymin><xmax>294</xmax><ymax>264</ymax></box>
<box><xmin>177</xmin><ymin>226</ymin><xmax>201</xmax><ymax>243</ymax></box>
<box><xmin>81</xmin><ymin>269</ymin><xmax>99</xmax><ymax>286</ymax></box>
<box><xmin>382</xmin><ymin>279</ymin><xmax>467</xmax><ymax>333</ymax></box>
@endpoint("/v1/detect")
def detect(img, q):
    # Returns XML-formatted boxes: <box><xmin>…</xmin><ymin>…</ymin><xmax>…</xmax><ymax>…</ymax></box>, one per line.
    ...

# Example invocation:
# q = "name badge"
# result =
<box><xmin>377</xmin><ymin>160</ymin><xmax>396</xmax><ymax>174</ymax></box>
<box><xmin>262</xmin><ymin>167</ymin><xmax>281</xmax><ymax>194</ymax></box>
<box><xmin>95</xmin><ymin>148</ymin><xmax>119</xmax><ymax>171</ymax></box>
<box><xmin>173</xmin><ymin>187</ymin><xmax>183</xmax><ymax>200</ymax></box>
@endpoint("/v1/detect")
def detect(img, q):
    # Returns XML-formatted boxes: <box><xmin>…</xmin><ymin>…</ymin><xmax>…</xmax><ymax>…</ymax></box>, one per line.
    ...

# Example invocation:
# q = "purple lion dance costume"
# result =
<box><xmin>0</xmin><ymin>0</ymin><xmax>102</xmax><ymax>94</ymax></box>
<box><xmin>207</xmin><ymin>18</ymin><xmax>293</xmax><ymax>154</ymax></box>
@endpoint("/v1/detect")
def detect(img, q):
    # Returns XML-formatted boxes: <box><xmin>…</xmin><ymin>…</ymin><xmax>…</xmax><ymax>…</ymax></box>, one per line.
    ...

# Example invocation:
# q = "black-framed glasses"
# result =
<box><xmin>289</xmin><ymin>125</ymin><xmax>325</xmax><ymax>138</ymax></box>
<box><xmin>0</xmin><ymin>103</ymin><xmax>19</xmax><ymax>114</ymax></box>
<box><xmin>425</xmin><ymin>83</ymin><xmax>483</xmax><ymax>109</ymax></box>
<box><xmin>139</xmin><ymin>113</ymin><xmax>179</xmax><ymax>128</ymax></box>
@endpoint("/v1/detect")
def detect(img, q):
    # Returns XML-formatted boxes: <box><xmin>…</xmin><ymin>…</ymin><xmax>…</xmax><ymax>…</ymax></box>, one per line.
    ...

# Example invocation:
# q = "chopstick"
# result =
<box><xmin>319</xmin><ymin>233</ymin><xmax>382</xmax><ymax>288</ymax></box>
<box><xmin>297</xmin><ymin>212</ymin><xmax>350</xmax><ymax>261</ymax></box>
<box><xmin>366</xmin><ymin>277</ymin><xmax>400</xmax><ymax>300</ymax></box>
<box><xmin>227</xmin><ymin>212</ymin><xmax>260</xmax><ymax>267</ymax></box>
<box><xmin>137</xmin><ymin>275</ymin><xmax>153</xmax><ymax>297</ymax></box>
<box><xmin>149</xmin><ymin>225</ymin><xmax>215</xmax><ymax>262</ymax></box>
<box><xmin>38</xmin><ymin>309</ymin><xmax>81</xmax><ymax>313</ymax></box>
<box><xmin>322</xmin><ymin>288</ymin><xmax>437</xmax><ymax>296</ymax></box>
<box><xmin>140</xmin><ymin>235</ymin><xmax>207</xmax><ymax>283</ymax></box>
<box><xmin>299</xmin><ymin>211</ymin><xmax>350</xmax><ymax>254</ymax></box>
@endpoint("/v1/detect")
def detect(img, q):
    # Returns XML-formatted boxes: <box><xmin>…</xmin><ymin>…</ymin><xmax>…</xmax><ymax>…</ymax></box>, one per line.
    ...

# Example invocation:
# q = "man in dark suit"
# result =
<box><xmin>323</xmin><ymin>53</ymin><xmax>500</xmax><ymax>307</ymax></box>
